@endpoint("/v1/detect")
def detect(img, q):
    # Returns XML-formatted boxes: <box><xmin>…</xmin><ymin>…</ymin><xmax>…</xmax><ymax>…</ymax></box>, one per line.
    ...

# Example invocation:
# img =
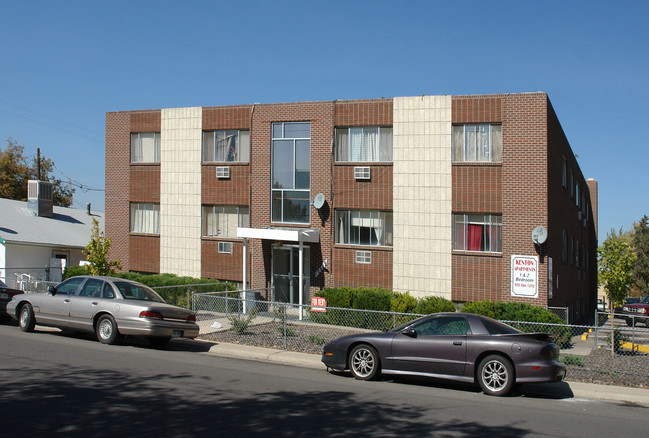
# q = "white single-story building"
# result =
<box><xmin>0</xmin><ymin>181</ymin><xmax>103</xmax><ymax>289</ymax></box>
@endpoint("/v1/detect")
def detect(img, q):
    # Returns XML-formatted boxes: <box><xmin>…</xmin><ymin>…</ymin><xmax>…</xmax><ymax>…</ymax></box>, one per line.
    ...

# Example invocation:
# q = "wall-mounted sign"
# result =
<box><xmin>511</xmin><ymin>255</ymin><xmax>539</xmax><ymax>298</ymax></box>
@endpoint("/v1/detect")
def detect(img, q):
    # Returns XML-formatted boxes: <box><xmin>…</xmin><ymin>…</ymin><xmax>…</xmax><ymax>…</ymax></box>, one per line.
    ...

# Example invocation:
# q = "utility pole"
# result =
<box><xmin>37</xmin><ymin>148</ymin><xmax>41</xmax><ymax>180</ymax></box>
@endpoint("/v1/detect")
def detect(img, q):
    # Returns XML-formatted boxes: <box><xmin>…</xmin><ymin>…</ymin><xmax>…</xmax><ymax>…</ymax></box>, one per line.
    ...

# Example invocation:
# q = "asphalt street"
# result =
<box><xmin>1</xmin><ymin>324</ymin><xmax>648</xmax><ymax>437</ymax></box>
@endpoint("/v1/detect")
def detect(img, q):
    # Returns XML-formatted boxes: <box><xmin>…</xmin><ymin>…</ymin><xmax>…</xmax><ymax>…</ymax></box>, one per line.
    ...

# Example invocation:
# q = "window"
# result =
<box><xmin>410</xmin><ymin>315</ymin><xmax>471</xmax><ymax>336</ymax></box>
<box><xmin>335</xmin><ymin>126</ymin><xmax>393</xmax><ymax>162</ymax></box>
<box><xmin>335</xmin><ymin>210</ymin><xmax>393</xmax><ymax>247</ymax></box>
<box><xmin>452</xmin><ymin>124</ymin><xmax>502</xmax><ymax>162</ymax></box>
<box><xmin>562</xmin><ymin>158</ymin><xmax>567</xmax><ymax>188</ymax></box>
<box><xmin>131</xmin><ymin>132</ymin><xmax>160</xmax><ymax>163</ymax></box>
<box><xmin>272</xmin><ymin>122</ymin><xmax>310</xmax><ymax>224</ymax></box>
<box><xmin>130</xmin><ymin>203</ymin><xmax>160</xmax><ymax>234</ymax></box>
<box><xmin>355</xmin><ymin>251</ymin><xmax>372</xmax><ymax>264</ymax></box>
<box><xmin>562</xmin><ymin>229</ymin><xmax>567</xmax><ymax>263</ymax></box>
<box><xmin>202</xmin><ymin>130</ymin><xmax>250</xmax><ymax>162</ymax></box>
<box><xmin>453</xmin><ymin>213</ymin><xmax>502</xmax><ymax>252</ymax></box>
<box><xmin>202</xmin><ymin>205</ymin><xmax>249</xmax><ymax>237</ymax></box>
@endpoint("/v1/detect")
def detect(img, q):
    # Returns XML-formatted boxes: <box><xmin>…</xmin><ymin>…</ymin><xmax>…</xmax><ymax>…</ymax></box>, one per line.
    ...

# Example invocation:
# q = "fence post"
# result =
<box><xmin>283</xmin><ymin>302</ymin><xmax>288</xmax><ymax>350</ymax></box>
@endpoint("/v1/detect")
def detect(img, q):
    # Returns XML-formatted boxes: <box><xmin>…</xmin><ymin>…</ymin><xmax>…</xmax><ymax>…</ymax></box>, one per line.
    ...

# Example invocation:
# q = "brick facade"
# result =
<box><xmin>105</xmin><ymin>93</ymin><xmax>597</xmax><ymax>321</ymax></box>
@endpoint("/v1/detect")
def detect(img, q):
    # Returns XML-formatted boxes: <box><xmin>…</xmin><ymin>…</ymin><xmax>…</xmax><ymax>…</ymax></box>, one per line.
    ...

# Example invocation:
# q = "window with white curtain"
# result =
<box><xmin>202</xmin><ymin>205</ymin><xmax>249</xmax><ymax>237</ymax></box>
<box><xmin>202</xmin><ymin>130</ymin><xmax>250</xmax><ymax>162</ymax></box>
<box><xmin>452</xmin><ymin>213</ymin><xmax>502</xmax><ymax>252</ymax></box>
<box><xmin>335</xmin><ymin>209</ymin><xmax>393</xmax><ymax>246</ymax></box>
<box><xmin>131</xmin><ymin>133</ymin><xmax>160</xmax><ymax>163</ymax></box>
<box><xmin>130</xmin><ymin>203</ymin><xmax>160</xmax><ymax>234</ymax></box>
<box><xmin>335</xmin><ymin>127</ymin><xmax>393</xmax><ymax>162</ymax></box>
<box><xmin>452</xmin><ymin>124</ymin><xmax>502</xmax><ymax>163</ymax></box>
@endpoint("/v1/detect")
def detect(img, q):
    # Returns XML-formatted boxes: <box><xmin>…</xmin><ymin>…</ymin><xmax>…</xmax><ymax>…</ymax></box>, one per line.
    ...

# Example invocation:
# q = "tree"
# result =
<box><xmin>85</xmin><ymin>218</ymin><xmax>121</xmax><ymax>276</ymax></box>
<box><xmin>0</xmin><ymin>138</ymin><xmax>75</xmax><ymax>207</ymax></box>
<box><xmin>632</xmin><ymin>215</ymin><xmax>649</xmax><ymax>295</ymax></box>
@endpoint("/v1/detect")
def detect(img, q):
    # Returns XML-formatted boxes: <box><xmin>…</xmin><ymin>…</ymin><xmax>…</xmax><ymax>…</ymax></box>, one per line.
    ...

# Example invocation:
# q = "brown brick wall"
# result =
<box><xmin>129</xmin><ymin>235</ymin><xmax>160</xmax><ymax>273</ymax></box>
<box><xmin>106</xmin><ymin>110</ymin><xmax>161</xmax><ymax>272</ymax></box>
<box><xmin>202</xmin><ymin>164</ymin><xmax>250</xmax><ymax>205</ymax></box>
<box><xmin>334</xmin><ymin>99</ymin><xmax>393</xmax><ymax>126</ymax></box>
<box><xmin>451</xmin><ymin>93</ymin><xmax>548</xmax><ymax>306</ymax></box>
<box><xmin>452</xmin><ymin>254</ymin><xmax>502</xmax><ymax>302</ymax></box>
<box><xmin>452</xmin><ymin>95</ymin><xmax>502</xmax><ymax>124</ymax></box>
<box><xmin>130</xmin><ymin>166</ymin><xmax>160</xmax><ymax>202</ymax></box>
<box><xmin>332</xmin><ymin>247</ymin><xmax>392</xmax><ymax>288</ymax></box>
<box><xmin>106</xmin><ymin>112</ymin><xmax>132</xmax><ymax>270</ymax></box>
<box><xmin>248</xmin><ymin>101</ymin><xmax>335</xmax><ymax>294</ymax></box>
<box><xmin>203</xmin><ymin>106</ymin><xmax>252</xmax><ymax>130</ymax></box>
<box><xmin>201</xmin><ymin>240</ymin><xmax>245</xmax><ymax>281</ymax></box>
<box><xmin>452</xmin><ymin>165</ymin><xmax>502</xmax><ymax>212</ymax></box>
<box><xmin>333</xmin><ymin>164</ymin><xmax>393</xmax><ymax>210</ymax></box>
<box><xmin>547</xmin><ymin>100</ymin><xmax>598</xmax><ymax>320</ymax></box>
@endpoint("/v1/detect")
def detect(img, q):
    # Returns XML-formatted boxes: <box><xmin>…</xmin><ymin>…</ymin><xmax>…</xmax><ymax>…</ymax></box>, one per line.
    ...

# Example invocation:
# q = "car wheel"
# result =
<box><xmin>478</xmin><ymin>354</ymin><xmax>514</xmax><ymax>396</ymax></box>
<box><xmin>349</xmin><ymin>344</ymin><xmax>380</xmax><ymax>380</ymax></box>
<box><xmin>150</xmin><ymin>337</ymin><xmax>171</xmax><ymax>347</ymax></box>
<box><xmin>625</xmin><ymin>318</ymin><xmax>634</xmax><ymax>327</ymax></box>
<box><xmin>96</xmin><ymin>315</ymin><xmax>120</xmax><ymax>345</ymax></box>
<box><xmin>19</xmin><ymin>304</ymin><xmax>36</xmax><ymax>332</ymax></box>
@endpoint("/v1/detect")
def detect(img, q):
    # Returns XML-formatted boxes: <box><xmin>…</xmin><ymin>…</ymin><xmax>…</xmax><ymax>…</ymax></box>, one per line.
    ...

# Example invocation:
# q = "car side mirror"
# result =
<box><xmin>47</xmin><ymin>285</ymin><xmax>57</xmax><ymax>296</ymax></box>
<box><xmin>402</xmin><ymin>328</ymin><xmax>417</xmax><ymax>338</ymax></box>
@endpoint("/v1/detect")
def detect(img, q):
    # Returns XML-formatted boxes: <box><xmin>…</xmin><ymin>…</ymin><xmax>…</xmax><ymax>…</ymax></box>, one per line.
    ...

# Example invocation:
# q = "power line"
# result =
<box><xmin>0</xmin><ymin>104</ymin><xmax>103</xmax><ymax>145</ymax></box>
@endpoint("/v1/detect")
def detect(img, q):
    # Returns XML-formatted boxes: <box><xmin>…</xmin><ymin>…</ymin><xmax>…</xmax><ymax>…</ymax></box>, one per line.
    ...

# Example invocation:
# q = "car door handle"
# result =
<box><xmin>453</xmin><ymin>341</ymin><xmax>463</xmax><ymax>346</ymax></box>
<box><xmin>64</xmin><ymin>299</ymin><xmax>71</xmax><ymax>303</ymax></box>
<box><xmin>92</xmin><ymin>302</ymin><xmax>98</xmax><ymax>306</ymax></box>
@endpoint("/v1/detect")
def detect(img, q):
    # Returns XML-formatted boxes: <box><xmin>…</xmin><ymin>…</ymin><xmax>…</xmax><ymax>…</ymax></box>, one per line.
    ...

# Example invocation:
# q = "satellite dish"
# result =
<box><xmin>532</xmin><ymin>226</ymin><xmax>548</xmax><ymax>245</ymax></box>
<box><xmin>312</xmin><ymin>193</ymin><xmax>325</xmax><ymax>210</ymax></box>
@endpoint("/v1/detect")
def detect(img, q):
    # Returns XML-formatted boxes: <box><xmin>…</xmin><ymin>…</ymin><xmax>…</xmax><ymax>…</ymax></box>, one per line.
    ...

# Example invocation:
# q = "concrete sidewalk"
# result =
<box><xmin>202</xmin><ymin>340</ymin><xmax>649</xmax><ymax>406</ymax></box>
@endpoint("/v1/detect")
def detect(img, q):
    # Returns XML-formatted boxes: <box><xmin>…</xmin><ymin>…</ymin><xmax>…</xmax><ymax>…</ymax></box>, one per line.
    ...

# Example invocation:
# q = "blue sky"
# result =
<box><xmin>1</xmin><ymin>1</ymin><xmax>647</xmax><ymax>241</ymax></box>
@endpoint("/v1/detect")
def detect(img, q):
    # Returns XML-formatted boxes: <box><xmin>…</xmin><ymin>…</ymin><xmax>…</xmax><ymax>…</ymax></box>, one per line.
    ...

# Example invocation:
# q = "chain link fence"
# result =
<box><xmin>193</xmin><ymin>292</ymin><xmax>649</xmax><ymax>387</ymax></box>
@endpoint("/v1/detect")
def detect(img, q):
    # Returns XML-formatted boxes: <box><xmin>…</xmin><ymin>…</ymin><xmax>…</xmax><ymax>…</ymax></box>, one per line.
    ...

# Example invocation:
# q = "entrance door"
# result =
<box><xmin>272</xmin><ymin>246</ymin><xmax>310</xmax><ymax>304</ymax></box>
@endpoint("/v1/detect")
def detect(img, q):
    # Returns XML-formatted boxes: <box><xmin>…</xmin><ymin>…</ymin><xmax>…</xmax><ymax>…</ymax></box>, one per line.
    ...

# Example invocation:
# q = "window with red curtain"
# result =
<box><xmin>467</xmin><ymin>224</ymin><xmax>483</xmax><ymax>251</ymax></box>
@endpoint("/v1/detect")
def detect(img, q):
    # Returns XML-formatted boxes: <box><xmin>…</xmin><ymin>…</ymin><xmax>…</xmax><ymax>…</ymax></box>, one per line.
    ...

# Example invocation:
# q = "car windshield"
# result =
<box><xmin>0</xmin><ymin>279</ymin><xmax>6</xmax><ymax>287</ymax></box>
<box><xmin>113</xmin><ymin>281</ymin><xmax>165</xmax><ymax>303</ymax></box>
<box><xmin>641</xmin><ymin>296</ymin><xmax>649</xmax><ymax>304</ymax></box>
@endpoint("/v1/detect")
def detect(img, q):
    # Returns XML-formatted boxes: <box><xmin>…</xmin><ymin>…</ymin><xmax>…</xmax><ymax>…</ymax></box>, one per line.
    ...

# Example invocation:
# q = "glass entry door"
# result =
<box><xmin>272</xmin><ymin>245</ymin><xmax>310</xmax><ymax>304</ymax></box>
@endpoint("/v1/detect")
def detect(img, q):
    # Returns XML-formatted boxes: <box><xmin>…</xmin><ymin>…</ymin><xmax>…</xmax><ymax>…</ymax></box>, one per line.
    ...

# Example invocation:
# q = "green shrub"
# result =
<box><xmin>413</xmin><ymin>296</ymin><xmax>456</xmax><ymax>314</ymax></box>
<box><xmin>390</xmin><ymin>292</ymin><xmax>417</xmax><ymax>314</ymax></box>
<box><xmin>63</xmin><ymin>265</ymin><xmax>91</xmax><ymax>279</ymax></box>
<box><xmin>228</xmin><ymin>308</ymin><xmax>257</xmax><ymax>335</ymax></box>
<box><xmin>462</xmin><ymin>301</ymin><xmax>571</xmax><ymax>347</ymax></box>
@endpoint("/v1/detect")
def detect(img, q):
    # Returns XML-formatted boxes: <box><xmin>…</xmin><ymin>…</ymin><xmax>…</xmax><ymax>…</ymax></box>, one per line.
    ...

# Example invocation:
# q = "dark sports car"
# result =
<box><xmin>0</xmin><ymin>280</ymin><xmax>23</xmax><ymax>323</ymax></box>
<box><xmin>322</xmin><ymin>312</ymin><xmax>566</xmax><ymax>396</ymax></box>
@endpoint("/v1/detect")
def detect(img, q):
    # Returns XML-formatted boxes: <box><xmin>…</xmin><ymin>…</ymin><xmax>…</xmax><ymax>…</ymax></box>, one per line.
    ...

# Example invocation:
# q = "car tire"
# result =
<box><xmin>349</xmin><ymin>344</ymin><xmax>380</xmax><ymax>380</ymax></box>
<box><xmin>477</xmin><ymin>354</ymin><xmax>514</xmax><ymax>396</ymax></box>
<box><xmin>625</xmin><ymin>318</ymin><xmax>634</xmax><ymax>327</ymax></box>
<box><xmin>150</xmin><ymin>337</ymin><xmax>170</xmax><ymax>348</ymax></box>
<box><xmin>19</xmin><ymin>304</ymin><xmax>36</xmax><ymax>332</ymax></box>
<box><xmin>96</xmin><ymin>315</ymin><xmax>120</xmax><ymax>345</ymax></box>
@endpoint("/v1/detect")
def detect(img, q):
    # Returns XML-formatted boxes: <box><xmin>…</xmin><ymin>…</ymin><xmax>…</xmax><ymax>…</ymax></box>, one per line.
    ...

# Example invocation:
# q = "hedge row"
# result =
<box><xmin>310</xmin><ymin>287</ymin><xmax>455</xmax><ymax>330</ymax></box>
<box><xmin>62</xmin><ymin>266</ymin><xmax>229</xmax><ymax>308</ymax></box>
<box><xmin>461</xmin><ymin>301</ymin><xmax>571</xmax><ymax>347</ymax></box>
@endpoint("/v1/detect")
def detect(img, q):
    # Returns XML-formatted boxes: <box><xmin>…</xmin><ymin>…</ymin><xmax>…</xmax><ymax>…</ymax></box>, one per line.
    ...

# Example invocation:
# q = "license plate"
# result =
<box><xmin>172</xmin><ymin>330</ymin><xmax>183</xmax><ymax>338</ymax></box>
<box><xmin>0</xmin><ymin>292</ymin><xmax>8</xmax><ymax>299</ymax></box>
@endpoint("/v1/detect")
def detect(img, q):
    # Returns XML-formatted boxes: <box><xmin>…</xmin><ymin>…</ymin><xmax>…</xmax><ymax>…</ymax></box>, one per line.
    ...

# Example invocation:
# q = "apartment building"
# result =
<box><xmin>106</xmin><ymin>92</ymin><xmax>597</xmax><ymax>322</ymax></box>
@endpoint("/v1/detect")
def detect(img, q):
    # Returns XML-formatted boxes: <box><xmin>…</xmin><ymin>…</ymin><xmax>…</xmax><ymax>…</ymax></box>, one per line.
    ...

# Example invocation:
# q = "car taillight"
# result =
<box><xmin>139</xmin><ymin>310</ymin><xmax>163</xmax><ymax>320</ymax></box>
<box><xmin>540</xmin><ymin>344</ymin><xmax>558</xmax><ymax>359</ymax></box>
<box><xmin>186</xmin><ymin>315</ymin><xmax>196</xmax><ymax>322</ymax></box>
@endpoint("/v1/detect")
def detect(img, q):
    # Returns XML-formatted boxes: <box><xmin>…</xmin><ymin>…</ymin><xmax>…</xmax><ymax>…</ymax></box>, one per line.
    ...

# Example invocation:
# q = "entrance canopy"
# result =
<box><xmin>237</xmin><ymin>227</ymin><xmax>319</xmax><ymax>244</ymax></box>
<box><xmin>236</xmin><ymin>227</ymin><xmax>319</xmax><ymax>320</ymax></box>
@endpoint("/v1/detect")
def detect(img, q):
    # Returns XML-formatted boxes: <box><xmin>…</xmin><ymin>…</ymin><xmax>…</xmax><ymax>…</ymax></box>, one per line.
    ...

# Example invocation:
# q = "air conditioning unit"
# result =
<box><xmin>218</xmin><ymin>242</ymin><xmax>233</xmax><ymax>254</ymax></box>
<box><xmin>354</xmin><ymin>167</ymin><xmax>370</xmax><ymax>180</ymax></box>
<box><xmin>355</xmin><ymin>250</ymin><xmax>371</xmax><ymax>264</ymax></box>
<box><xmin>216</xmin><ymin>167</ymin><xmax>230</xmax><ymax>179</ymax></box>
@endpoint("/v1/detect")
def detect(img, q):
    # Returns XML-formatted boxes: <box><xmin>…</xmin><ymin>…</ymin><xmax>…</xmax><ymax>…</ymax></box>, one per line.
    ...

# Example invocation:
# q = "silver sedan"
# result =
<box><xmin>6</xmin><ymin>275</ymin><xmax>200</xmax><ymax>347</ymax></box>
